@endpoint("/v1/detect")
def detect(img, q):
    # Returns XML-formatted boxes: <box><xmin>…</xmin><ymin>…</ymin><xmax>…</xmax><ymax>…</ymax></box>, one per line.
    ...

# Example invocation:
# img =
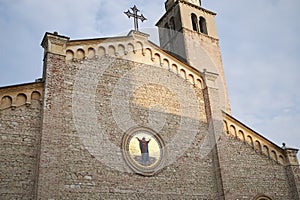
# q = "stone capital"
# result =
<box><xmin>284</xmin><ymin>148</ymin><xmax>299</xmax><ymax>166</ymax></box>
<box><xmin>41</xmin><ymin>32</ymin><xmax>70</xmax><ymax>56</ymax></box>
<box><xmin>202</xmin><ymin>69</ymin><xmax>219</xmax><ymax>89</ymax></box>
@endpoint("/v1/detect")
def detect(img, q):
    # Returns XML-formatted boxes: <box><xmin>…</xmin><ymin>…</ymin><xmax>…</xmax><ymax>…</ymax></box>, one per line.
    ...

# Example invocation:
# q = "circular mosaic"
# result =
<box><xmin>122</xmin><ymin>127</ymin><xmax>165</xmax><ymax>176</ymax></box>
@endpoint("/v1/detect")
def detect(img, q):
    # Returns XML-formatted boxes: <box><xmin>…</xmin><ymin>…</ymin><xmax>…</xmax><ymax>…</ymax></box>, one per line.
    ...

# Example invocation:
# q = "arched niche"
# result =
<box><xmin>118</xmin><ymin>44</ymin><xmax>126</xmax><ymax>56</ymax></box>
<box><xmin>98</xmin><ymin>46</ymin><xmax>106</xmax><ymax>57</ymax></box>
<box><xmin>66</xmin><ymin>49</ymin><xmax>74</xmax><ymax>60</ymax></box>
<box><xmin>271</xmin><ymin>150</ymin><xmax>277</xmax><ymax>161</ymax></box>
<box><xmin>180</xmin><ymin>69</ymin><xmax>187</xmax><ymax>80</ymax></box>
<box><xmin>223</xmin><ymin>120</ymin><xmax>229</xmax><ymax>134</ymax></box>
<box><xmin>0</xmin><ymin>96</ymin><xmax>12</xmax><ymax>109</ymax></box>
<box><xmin>16</xmin><ymin>93</ymin><xmax>27</xmax><ymax>106</ymax></box>
<box><xmin>246</xmin><ymin>135</ymin><xmax>254</xmax><ymax>147</ymax></box>
<box><xmin>127</xmin><ymin>43</ymin><xmax>135</xmax><ymax>54</ymax></box>
<box><xmin>263</xmin><ymin>145</ymin><xmax>269</xmax><ymax>157</ymax></box>
<box><xmin>88</xmin><ymin>47</ymin><xmax>96</xmax><ymax>59</ymax></box>
<box><xmin>136</xmin><ymin>41</ymin><xmax>144</xmax><ymax>55</ymax></box>
<box><xmin>31</xmin><ymin>91</ymin><xmax>41</xmax><ymax>101</ymax></box>
<box><xmin>77</xmin><ymin>49</ymin><xmax>85</xmax><ymax>59</ymax></box>
<box><xmin>238</xmin><ymin>130</ymin><xmax>245</xmax><ymax>142</ymax></box>
<box><xmin>255</xmin><ymin>140</ymin><xmax>262</xmax><ymax>152</ymax></box>
<box><xmin>108</xmin><ymin>45</ymin><xmax>116</xmax><ymax>56</ymax></box>
<box><xmin>195</xmin><ymin>79</ymin><xmax>202</xmax><ymax>89</ymax></box>
<box><xmin>278</xmin><ymin>155</ymin><xmax>285</xmax><ymax>165</ymax></box>
<box><xmin>188</xmin><ymin>74</ymin><xmax>195</xmax><ymax>85</ymax></box>
<box><xmin>163</xmin><ymin>59</ymin><xmax>170</xmax><ymax>69</ymax></box>
<box><xmin>229</xmin><ymin>125</ymin><xmax>236</xmax><ymax>137</ymax></box>
<box><xmin>145</xmin><ymin>48</ymin><xmax>153</xmax><ymax>61</ymax></box>
<box><xmin>154</xmin><ymin>53</ymin><xmax>161</xmax><ymax>66</ymax></box>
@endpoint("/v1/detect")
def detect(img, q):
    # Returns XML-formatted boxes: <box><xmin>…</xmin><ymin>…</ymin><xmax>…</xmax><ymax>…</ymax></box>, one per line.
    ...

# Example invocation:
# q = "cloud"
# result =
<box><xmin>0</xmin><ymin>0</ymin><xmax>104</xmax><ymax>85</ymax></box>
<box><xmin>95</xmin><ymin>1</ymin><xmax>164</xmax><ymax>37</ymax></box>
<box><xmin>255</xmin><ymin>110</ymin><xmax>300</xmax><ymax>149</ymax></box>
<box><xmin>0</xmin><ymin>0</ymin><xmax>103</xmax><ymax>37</ymax></box>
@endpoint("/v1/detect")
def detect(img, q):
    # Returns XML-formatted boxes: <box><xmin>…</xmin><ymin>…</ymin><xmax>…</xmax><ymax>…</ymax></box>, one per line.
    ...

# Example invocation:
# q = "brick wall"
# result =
<box><xmin>37</xmin><ymin>52</ymin><xmax>67</xmax><ymax>199</ymax></box>
<box><xmin>36</xmin><ymin>53</ymin><xmax>221</xmax><ymax>199</ymax></box>
<box><xmin>218</xmin><ymin>135</ymin><xmax>292</xmax><ymax>199</ymax></box>
<box><xmin>1</xmin><ymin>53</ymin><xmax>298</xmax><ymax>199</ymax></box>
<box><xmin>0</xmin><ymin>100</ymin><xmax>42</xmax><ymax>199</ymax></box>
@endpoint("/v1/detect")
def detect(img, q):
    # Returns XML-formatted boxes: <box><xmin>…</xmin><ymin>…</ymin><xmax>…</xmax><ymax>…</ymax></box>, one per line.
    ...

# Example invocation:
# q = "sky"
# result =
<box><xmin>0</xmin><ymin>0</ymin><xmax>299</xmax><ymax>157</ymax></box>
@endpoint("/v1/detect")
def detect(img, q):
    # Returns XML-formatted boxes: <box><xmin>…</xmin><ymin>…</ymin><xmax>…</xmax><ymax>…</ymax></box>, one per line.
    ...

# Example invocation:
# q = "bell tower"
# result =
<box><xmin>156</xmin><ymin>0</ymin><xmax>231</xmax><ymax>113</ymax></box>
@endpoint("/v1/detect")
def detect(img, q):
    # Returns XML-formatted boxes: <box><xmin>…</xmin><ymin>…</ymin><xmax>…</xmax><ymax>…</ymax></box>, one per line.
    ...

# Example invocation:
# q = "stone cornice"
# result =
<box><xmin>178</xmin><ymin>0</ymin><xmax>217</xmax><ymax>15</ymax></box>
<box><xmin>0</xmin><ymin>81</ymin><xmax>43</xmax><ymax>90</ymax></box>
<box><xmin>156</xmin><ymin>0</ymin><xmax>216</xmax><ymax>26</ymax></box>
<box><xmin>68</xmin><ymin>35</ymin><xmax>130</xmax><ymax>46</ymax></box>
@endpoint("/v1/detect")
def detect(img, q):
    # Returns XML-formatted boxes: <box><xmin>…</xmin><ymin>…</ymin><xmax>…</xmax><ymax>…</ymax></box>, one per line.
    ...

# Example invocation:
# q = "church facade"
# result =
<box><xmin>0</xmin><ymin>0</ymin><xmax>299</xmax><ymax>199</ymax></box>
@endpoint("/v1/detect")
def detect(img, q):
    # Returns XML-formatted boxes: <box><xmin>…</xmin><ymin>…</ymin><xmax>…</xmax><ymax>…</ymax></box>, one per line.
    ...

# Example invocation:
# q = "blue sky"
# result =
<box><xmin>0</xmin><ymin>0</ymin><xmax>299</xmax><ymax>156</ymax></box>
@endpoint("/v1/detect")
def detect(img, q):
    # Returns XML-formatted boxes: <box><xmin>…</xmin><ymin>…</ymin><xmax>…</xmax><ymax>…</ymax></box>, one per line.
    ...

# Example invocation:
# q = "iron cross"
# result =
<box><xmin>124</xmin><ymin>5</ymin><xmax>147</xmax><ymax>31</ymax></box>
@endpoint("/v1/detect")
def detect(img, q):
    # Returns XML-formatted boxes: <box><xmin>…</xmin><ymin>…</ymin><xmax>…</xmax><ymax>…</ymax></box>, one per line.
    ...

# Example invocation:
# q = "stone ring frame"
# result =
<box><xmin>122</xmin><ymin>126</ymin><xmax>165</xmax><ymax>176</ymax></box>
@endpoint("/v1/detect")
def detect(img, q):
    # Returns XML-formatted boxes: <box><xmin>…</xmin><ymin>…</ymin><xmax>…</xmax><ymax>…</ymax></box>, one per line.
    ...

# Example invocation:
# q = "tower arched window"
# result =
<box><xmin>199</xmin><ymin>16</ymin><xmax>208</xmax><ymax>34</ymax></box>
<box><xmin>169</xmin><ymin>17</ymin><xmax>175</xmax><ymax>36</ymax></box>
<box><xmin>191</xmin><ymin>13</ymin><xmax>198</xmax><ymax>31</ymax></box>
<box><xmin>164</xmin><ymin>23</ymin><xmax>170</xmax><ymax>40</ymax></box>
<box><xmin>164</xmin><ymin>23</ymin><xmax>169</xmax><ymax>29</ymax></box>
<box><xmin>169</xmin><ymin>17</ymin><xmax>175</xmax><ymax>30</ymax></box>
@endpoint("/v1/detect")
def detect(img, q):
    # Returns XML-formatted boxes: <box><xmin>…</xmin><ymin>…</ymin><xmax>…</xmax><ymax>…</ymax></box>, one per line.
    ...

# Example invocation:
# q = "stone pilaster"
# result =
<box><xmin>285</xmin><ymin>148</ymin><xmax>299</xmax><ymax>166</ymax></box>
<box><xmin>202</xmin><ymin>70</ymin><xmax>225</xmax><ymax>200</ymax></box>
<box><xmin>36</xmin><ymin>32</ymin><xmax>69</xmax><ymax>199</ymax></box>
<box><xmin>284</xmin><ymin>148</ymin><xmax>300</xmax><ymax>200</ymax></box>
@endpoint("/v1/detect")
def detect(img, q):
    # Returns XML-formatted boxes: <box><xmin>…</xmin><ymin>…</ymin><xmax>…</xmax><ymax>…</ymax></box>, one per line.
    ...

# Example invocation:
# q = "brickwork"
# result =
<box><xmin>202</xmin><ymin>71</ymin><xmax>225</xmax><ymax>200</ymax></box>
<box><xmin>222</xmin><ymin>113</ymin><xmax>300</xmax><ymax>199</ymax></box>
<box><xmin>223</xmin><ymin>113</ymin><xmax>286</xmax><ymax>165</ymax></box>
<box><xmin>286</xmin><ymin>165</ymin><xmax>300</xmax><ymax>199</ymax></box>
<box><xmin>218</xmin><ymin>135</ymin><xmax>292</xmax><ymax>199</ymax></box>
<box><xmin>294</xmin><ymin>166</ymin><xmax>300</xmax><ymax>198</ymax></box>
<box><xmin>37</xmin><ymin>52</ymin><xmax>68</xmax><ymax>199</ymax></box>
<box><xmin>201</xmin><ymin>71</ymin><xmax>299</xmax><ymax>199</ymax></box>
<box><xmin>34</xmin><ymin>50</ymin><xmax>221</xmax><ymax>198</ymax></box>
<box><xmin>0</xmin><ymin>98</ymin><xmax>42</xmax><ymax>199</ymax></box>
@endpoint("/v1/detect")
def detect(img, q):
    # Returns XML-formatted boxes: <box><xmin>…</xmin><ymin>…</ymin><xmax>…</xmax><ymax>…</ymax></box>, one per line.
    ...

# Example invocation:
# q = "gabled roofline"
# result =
<box><xmin>65</xmin><ymin>30</ymin><xmax>203</xmax><ymax>77</ymax></box>
<box><xmin>0</xmin><ymin>81</ymin><xmax>44</xmax><ymax>90</ymax></box>
<box><xmin>68</xmin><ymin>35</ymin><xmax>130</xmax><ymax>44</ymax></box>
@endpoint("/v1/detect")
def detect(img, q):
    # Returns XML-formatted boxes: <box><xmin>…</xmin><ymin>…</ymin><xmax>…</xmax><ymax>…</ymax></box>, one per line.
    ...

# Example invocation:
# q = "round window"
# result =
<box><xmin>122</xmin><ymin>127</ymin><xmax>165</xmax><ymax>176</ymax></box>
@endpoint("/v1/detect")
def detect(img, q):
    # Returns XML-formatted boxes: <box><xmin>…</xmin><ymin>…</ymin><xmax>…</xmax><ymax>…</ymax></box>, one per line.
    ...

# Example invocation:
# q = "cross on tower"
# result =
<box><xmin>124</xmin><ymin>5</ymin><xmax>147</xmax><ymax>31</ymax></box>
